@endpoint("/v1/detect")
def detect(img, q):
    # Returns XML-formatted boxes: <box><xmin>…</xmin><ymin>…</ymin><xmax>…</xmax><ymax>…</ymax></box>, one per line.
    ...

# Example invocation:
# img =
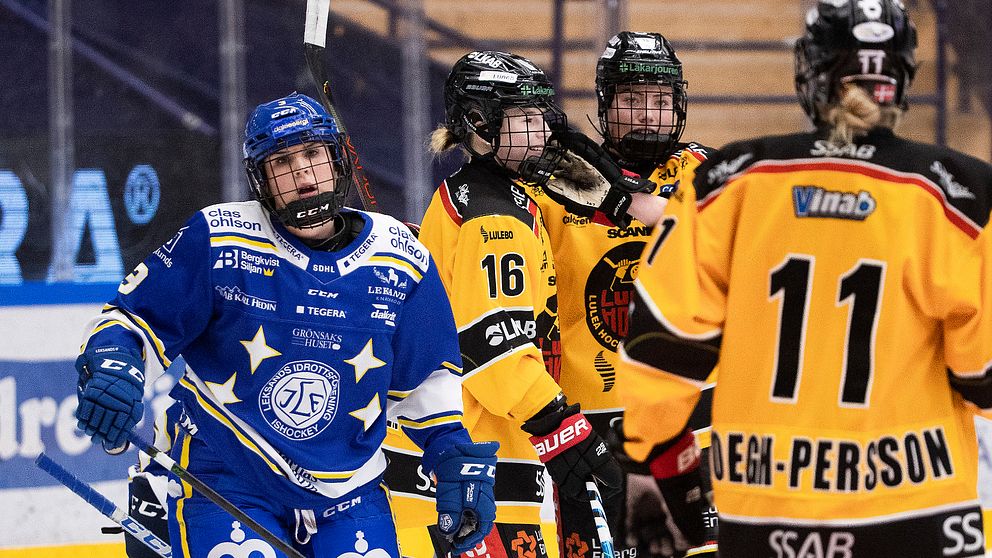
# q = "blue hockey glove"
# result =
<box><xmin>75</xmin><ymin>346</ymin><xmax>145</xmax><ymax>449</ymax></box>
<box><xmin>429</xmin><ymin>441</ymin><xmax>499</xmax><ymax>553</ymax></box>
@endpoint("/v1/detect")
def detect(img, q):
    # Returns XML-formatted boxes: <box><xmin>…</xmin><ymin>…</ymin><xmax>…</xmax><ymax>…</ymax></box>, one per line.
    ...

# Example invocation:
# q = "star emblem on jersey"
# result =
<box><xmin>240</xmin><ymin>325</ymin><xmax>282</xmax><ymax>373</ymax></box>
<box><xmin>345</xmin><ymin>339</ymin><xmax>385</xmax><ymax>383</ymax></box>
<box><xmin>205</xmin><ymin>373</ymin><xmax>242</xmax><ymax>405</ymax></box>
<box><xmin>349</xmin><ymin>394</ymin><xmax>381</xmax><ymax>432</ymax></box>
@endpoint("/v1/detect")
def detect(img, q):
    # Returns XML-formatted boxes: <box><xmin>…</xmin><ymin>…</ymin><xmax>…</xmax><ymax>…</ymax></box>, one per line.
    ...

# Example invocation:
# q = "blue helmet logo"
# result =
<box><xmin>243</xmin><ymin>93</ymin><xmax>341</xmax><ymax>162</ymax></box>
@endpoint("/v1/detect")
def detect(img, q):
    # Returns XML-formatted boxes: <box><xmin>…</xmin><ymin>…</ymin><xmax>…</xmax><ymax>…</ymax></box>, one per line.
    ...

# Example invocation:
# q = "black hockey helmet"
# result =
<box><xmin>795</xmin><ymin>0</ymin><xmax>918</xmax><ymax>124</ymax></box>
<box><xmin>595</xmin><ymin>31</ymin><xmax>687</xmax><ymax>163</ymax></box>
<box><xmin>444</xmin><ymin>50</ymin><xmax>566</xmax><ymax>185</ymax></box>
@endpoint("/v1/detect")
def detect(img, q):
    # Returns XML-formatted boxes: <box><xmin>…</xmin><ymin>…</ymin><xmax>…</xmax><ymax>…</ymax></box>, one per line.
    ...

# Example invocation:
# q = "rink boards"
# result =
<box><xmin>0</xmin><ymin>292</ymin><xmax>989</xmax><ymax>557</ymax></box>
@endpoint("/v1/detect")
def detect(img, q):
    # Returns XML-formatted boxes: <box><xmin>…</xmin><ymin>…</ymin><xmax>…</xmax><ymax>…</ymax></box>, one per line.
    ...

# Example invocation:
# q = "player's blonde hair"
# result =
<box><xmin>430</xmin><ymin>123</ymin><xmax>493</xmax><ymax>160</ymax></box>
<box><xmin>430</xmin><ymin>125</ymin><xmax>461</xmax><ymax>154</ymax></box>
<box><xmin>824</xmin><ymin>83</ymin><xmax>903</xmax><ymax>145</ymax></box>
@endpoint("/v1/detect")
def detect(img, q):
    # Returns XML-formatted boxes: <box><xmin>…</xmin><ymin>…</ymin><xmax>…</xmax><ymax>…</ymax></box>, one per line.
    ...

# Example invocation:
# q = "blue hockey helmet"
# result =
<box><xmin>243</xmin><ymin>93</ymin><xmax>353</xmax><ymax>229</ymax></box>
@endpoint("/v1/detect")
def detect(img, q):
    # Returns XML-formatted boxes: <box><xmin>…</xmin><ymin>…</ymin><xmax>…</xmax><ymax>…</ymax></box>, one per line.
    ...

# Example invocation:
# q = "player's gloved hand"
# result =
<box><xmin>609</xmin><ymin>419</ymin><xmax>711</xmax><ymax>547</ymax></box>
<box><xmin>124</xmin><ymin>469</ymin><xmax>172</xmax><ymax>558</ymax></box>
<box><xmin>682</xmin><ymin>510</ymin><xmax>719</xmax><ymax>558</ymax></box>
<box><xmin>427</xmin><ymin>441</ymin><xmax>499</xmax><ymax>553</ymax></box>
<box><xmin>554</xmin><ymin>127</ymin><xmax>655</xmax><ymax>195</ymax></box>
<box><xmin>546</xmin><ymin>127</ymin><xmax>655</xmax><ymax>228</ymax></box>
<box><xmin>523</xmin><ymin>395</ymin><xmax>623</xmax><ymax>502</ymax></box>
<box><xmin>75</xmin><ymin>346</ymin><xmax>145</xmax><ymax>449</ymax></box>
<box><xmin>684</xmin><ymin>550</ymin><xmax>719</xmax><ymax>558</ymax></box>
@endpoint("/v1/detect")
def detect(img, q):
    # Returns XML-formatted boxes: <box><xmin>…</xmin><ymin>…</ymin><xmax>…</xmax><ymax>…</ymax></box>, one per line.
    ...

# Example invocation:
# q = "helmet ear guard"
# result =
<box><xmin>461</xmin><ymin>106</ymin><xmax>498</xmax><ymax>145</ymax></box>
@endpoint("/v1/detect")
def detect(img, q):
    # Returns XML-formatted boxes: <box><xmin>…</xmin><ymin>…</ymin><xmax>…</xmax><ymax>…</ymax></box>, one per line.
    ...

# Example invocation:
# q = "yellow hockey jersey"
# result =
<box><xmin>618</xmin><ymin>128</ymin><xmax>992</xmax><ymax>557</ymax></box>
<box><xmin>384</xmin><ymin>158</ymin><xmax>563</xmax><ymax>526</ymax></box>
<box><xmin>526</xmin><ymin>143</ymin><xmax>712</xmax><ymax>435</ymax></box>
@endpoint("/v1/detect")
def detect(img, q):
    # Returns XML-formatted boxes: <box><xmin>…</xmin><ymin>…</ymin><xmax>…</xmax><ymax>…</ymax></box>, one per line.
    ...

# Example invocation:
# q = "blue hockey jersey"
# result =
<box><xmin>81</xmin><ymin>201</ymin><xmax>470</xmax><ymax>507</ymax></box>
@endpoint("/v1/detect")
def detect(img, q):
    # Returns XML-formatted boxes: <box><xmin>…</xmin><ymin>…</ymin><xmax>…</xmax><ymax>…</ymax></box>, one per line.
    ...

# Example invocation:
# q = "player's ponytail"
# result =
<box><xmin>430</xmin><ymin>125</ymin><xmax>461</xmax><ymax>154</ymax></box>
<box><xmin>825</xmin><ymin>84</ymin><xmax>903</xmax><ymax>145</ymax></box>
<box><xmin>430</xmin><ymin>123</ymin><xmax>492</xmax><ymax>161</ymax></box>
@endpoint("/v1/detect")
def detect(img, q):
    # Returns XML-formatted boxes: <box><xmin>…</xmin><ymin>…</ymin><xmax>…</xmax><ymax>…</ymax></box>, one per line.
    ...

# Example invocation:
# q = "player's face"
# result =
<box><xmin>607</xmin><ymin>84</ymin><xmax>675</xmax><ymax>143</ymax></box>
<box><xmin>495</xmin><ymin>106</ymin><xmax>551</xmax><ymax>173</ymax></box>
<box><xmin>263</xmin><ymin>141</ymin><xmax>338</xmax><ymax>211</ymax></box>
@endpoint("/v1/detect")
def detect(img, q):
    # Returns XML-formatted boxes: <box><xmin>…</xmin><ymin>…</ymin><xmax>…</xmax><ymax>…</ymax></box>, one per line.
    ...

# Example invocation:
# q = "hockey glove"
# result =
<box><xmin>523</xmin><ymin>396</ymin><xmax>623</xmax><ymax>502</ymax></box>
<box><xmin>682</xmin><ymin>510</ymin><xmax>719</xmax><ymax>558</ymax></box>
<box><xmin>75</xmin><ymin>346</ymin><xmax>145</xmax><ymax>449</ymax></box>
<box><xmin>428</xmin><ymin>441</ymin><xmax>499</xmax><ymax>553</ymax></box>
<box><xmin>124</xmin><ymin>470</ymin><xmax>171</xmax><ymax>558</ymax></box>
<box><xmin>610</xmin><ymin>419</ymin><xmax>711</xmax><ymax>547</ymax></box>
<box><xmin>546</xmin><ymin>127</ymin><xmax>655</xmax><ymax>228</ymax></box>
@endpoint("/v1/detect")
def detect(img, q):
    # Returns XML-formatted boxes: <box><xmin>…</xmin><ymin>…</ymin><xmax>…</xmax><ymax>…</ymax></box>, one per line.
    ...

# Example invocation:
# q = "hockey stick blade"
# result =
<box><xmin>304</xmin><ymin>0</ymin><xmax>379</xmax><ymax>211</ymax></box>
<box><xmin>126</xmin><ymin>432</ymin><xmax>306</xmax><ymax>558</ymax></box>
<box><xmin>35</xmin><ymin>453</ymin><xmax>173</xmax><ymax>558</ymax></box>
<box><xmin>586</xmin><ymin>480</ymin><xmax>616</xmax><ymax>557</ymax></box>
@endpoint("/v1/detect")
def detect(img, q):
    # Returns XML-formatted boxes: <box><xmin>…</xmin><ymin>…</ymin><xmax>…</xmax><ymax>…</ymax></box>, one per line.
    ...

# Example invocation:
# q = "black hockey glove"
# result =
<box><xmin>523</xmin><ymin>395</ymin><xmax>623</xmax><ymax>502</ymax></box>
<box><xmin>682</xmin><ymin>510</ymin><xmax>719</xmax><ymax>558</ymax></box>
<box><xmin>545</xmin><ymin>127</ymin><xmax>655</xmax><ymax>228</ymax></box>
<box><xmin>554</xmin><ymin>127</ymin><xmax>654</xmax><ymax>195</ymax></box>
<box><xmin>608</xmin><ymin>419</ymin><xmax>714</xmax><ymax>548</ymax></box>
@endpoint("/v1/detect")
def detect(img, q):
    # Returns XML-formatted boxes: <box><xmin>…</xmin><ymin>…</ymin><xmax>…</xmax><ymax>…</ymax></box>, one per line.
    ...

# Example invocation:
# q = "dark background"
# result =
<box><xmin>0</xmin><ymin>0</ymin><xmax>459</xmax><ymax>280</ymax></box>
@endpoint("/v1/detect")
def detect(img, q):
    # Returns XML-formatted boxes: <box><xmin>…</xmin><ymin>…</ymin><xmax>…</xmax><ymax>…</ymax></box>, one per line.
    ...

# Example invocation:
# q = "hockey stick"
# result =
<box><xmin>586</xmin><ymin>480</ymin><xmax>616</xmax><ymax>557</ymax></box>
<box><xmin>126</xmin><ymin>432</ymin><xmax>306</xmax><ymax>558</ymax></box>
<box><xmin>35</xmin><ymin>453</ymin><xmax>173</xmax><ymax>558</ymax></box>
<box><xmin>304</xmin><ymin>0</ymin><xmax>379</xmax><ymax>211</ymax></box>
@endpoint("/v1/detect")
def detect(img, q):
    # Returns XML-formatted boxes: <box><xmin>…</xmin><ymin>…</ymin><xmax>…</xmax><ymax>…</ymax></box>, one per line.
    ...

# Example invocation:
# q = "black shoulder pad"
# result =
<box><xmin>902</xmin><ymin>142</ymin><xmax>992</xmax><ymax>230</ymax></box>
<box><xmin>829</xmin><ymin>131</ymin><xmax>992</xmax><ymax>230</ymax></box>
<box><xmin>692</xmin><ymin>140</ymin><xmax>762</xmax><ymax>201</ymax></box>
<box><xmin>442</xmin><ymin>160</ymin><xmax>539</xmax><ymax>233</ymax></box>
<box><xmin>677</xmin><ymin>142</ymin><xmax>716</xmax><ymax>161</ymax></box>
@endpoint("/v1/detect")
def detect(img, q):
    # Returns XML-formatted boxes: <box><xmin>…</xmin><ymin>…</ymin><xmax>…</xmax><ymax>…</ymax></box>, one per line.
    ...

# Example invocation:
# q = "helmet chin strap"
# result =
<box><xmin>464</xmin><ymin>136</ymin><xmax>495</xmax><ymax>160</ymax></box>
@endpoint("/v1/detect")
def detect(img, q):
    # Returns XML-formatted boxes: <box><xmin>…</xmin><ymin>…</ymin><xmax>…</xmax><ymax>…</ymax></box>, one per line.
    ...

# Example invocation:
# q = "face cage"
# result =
<box><xmin>488</xmin><ymin>101</ymin><xmax>567</xmax><ymax>186</ymax></box>
<box><xmin>599</xmin><ymin>81</ymin><xmax>687</xmax><ymax>164</ymax></box>
<box><xmin>245</xmin><ymin>140</ymin><xmax>353</xmax><ymax>230</ymax></box>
